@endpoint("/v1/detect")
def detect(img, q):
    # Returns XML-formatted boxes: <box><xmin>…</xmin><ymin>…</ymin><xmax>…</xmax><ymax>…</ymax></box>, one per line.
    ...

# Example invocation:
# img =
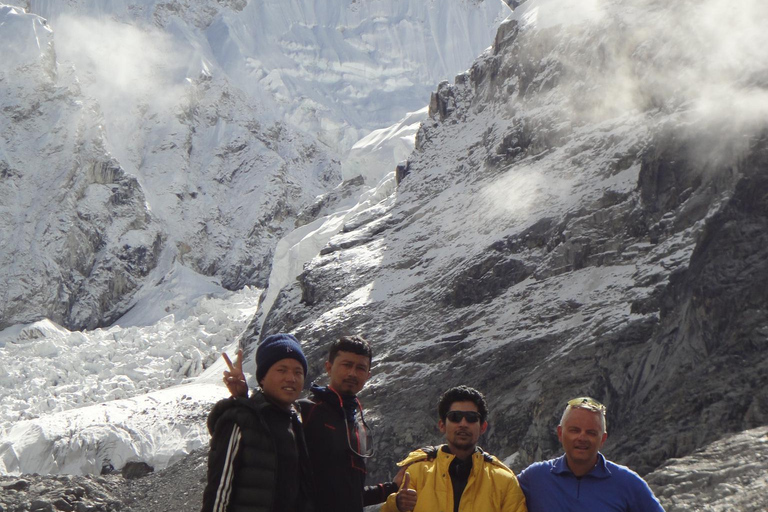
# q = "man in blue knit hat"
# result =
<box><xmin>202</xmin><ymin>333</ymin><xmax>312</xmax><ymax>512</ymax></box>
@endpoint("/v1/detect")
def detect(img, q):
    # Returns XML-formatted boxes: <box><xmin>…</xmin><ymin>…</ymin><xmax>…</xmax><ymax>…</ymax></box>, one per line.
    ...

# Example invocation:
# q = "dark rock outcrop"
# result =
<box><xmin>121</xmin><ymin>462</ymin><xmax>154</xmax><ymax>480</ymax></box>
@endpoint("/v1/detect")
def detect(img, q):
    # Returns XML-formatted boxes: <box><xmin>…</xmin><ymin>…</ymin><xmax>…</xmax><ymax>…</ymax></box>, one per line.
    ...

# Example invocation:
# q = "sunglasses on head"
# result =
<box><xmin>567</xmin><ymin>396</ymin><xmax>606</xmax><ymax>413</ymax></box>
<box><xmin>445</xmin><ymin>410</ymin><xmax>482</xmax><ymax>423</ymax></box>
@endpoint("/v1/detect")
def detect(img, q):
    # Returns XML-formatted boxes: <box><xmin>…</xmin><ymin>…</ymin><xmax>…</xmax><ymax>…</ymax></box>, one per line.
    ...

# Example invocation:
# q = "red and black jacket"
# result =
<box><xmin>300</xmin><ymin>384</ymin><xmax>397</xmax><ymax>512</ymax></box>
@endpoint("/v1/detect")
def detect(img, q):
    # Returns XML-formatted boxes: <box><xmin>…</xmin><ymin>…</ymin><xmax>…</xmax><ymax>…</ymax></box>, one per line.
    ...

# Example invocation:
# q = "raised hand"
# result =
<box><xmin>222</xmin><ymin>349</ymin><xmax>248</xmax><ymax>398</ymax></box>
<box><xmin>396</xmin><ymin>472</ymin><xmax>417</xmax><ymax>512</ymax></box>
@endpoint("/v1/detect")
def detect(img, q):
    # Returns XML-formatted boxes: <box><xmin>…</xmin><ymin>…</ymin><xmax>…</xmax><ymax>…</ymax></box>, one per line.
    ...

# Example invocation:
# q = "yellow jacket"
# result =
<box><xmin>381</xmin><ymin>445</ymin><xmax>527</xmax><ymax>512</ymax></box>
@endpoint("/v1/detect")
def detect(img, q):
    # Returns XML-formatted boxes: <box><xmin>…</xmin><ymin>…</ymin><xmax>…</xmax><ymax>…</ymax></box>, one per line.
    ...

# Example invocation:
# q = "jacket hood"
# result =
<box><xmin>397</xmin><ymin>448</ymin><xmax>434</xmax><ymax>467</ymax></box>
<box><xmin>310</xmin><ymin>383</ymin><xmax>359</xmax><ymax>422</ymax></box>
<box><xmin>397</xmin><ymin>444</ymin><xmax>511</xmax><ymax>471</ymax></box>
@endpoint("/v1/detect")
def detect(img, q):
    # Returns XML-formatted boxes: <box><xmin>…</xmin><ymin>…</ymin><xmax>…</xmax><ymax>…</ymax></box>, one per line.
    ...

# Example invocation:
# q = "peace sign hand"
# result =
<box><xmin>222</xmin><ymin>349</ymin><xmax>248</xmax><ymax>398</ymax></box>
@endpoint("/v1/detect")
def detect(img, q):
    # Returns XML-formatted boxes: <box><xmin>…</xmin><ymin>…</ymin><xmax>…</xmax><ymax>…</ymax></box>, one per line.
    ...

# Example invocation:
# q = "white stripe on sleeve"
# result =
<box><xmin>213</xmin><ymin>424</ymin><xmax>242</xmax><ymax>512</ymax></box>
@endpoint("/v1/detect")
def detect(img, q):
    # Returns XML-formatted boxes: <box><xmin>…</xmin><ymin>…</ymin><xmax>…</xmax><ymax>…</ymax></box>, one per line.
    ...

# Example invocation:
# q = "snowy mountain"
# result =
<box><xmin>1</xmin><ymin>0</ymin><xmax>508</xmax><ymax>332</ymax></box>
<box><xmin>0</xmin><ymin>0</ymin><xmax>509</xmax><ymax>476</ymax></box>
<box><xmin>0</xmin><ymin>4</ymin><xmax>338</xmax><ymax>332</ymax></box>
<box><xmin>28</xmin><ymin>0</ymin><xmax>510</xmax><ymax>156</ymax></box>
<box><xmin>2</xmin><ymin>0</ymin><xmax>768</xmax><ymax>508</ymax></box>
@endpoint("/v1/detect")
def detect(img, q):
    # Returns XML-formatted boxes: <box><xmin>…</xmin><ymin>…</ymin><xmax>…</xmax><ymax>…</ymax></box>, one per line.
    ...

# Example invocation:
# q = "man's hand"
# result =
<box><xmin>396</xmin><ymin>472</ymin><xmax>417</xmax><ymax>512</ymax></box>
<box><xmin>222</xmin><ymin>349</ymin><xmax>248</xmax><ymax>398</ymax></box>
<box><xmin>393</xmin><ymin>465</ymin><xmax>407</xmax><ymax>487</ymax></box>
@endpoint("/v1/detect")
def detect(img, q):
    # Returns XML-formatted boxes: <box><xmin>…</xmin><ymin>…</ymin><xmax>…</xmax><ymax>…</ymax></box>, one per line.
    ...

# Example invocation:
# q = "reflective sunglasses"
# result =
<box><xmin>567</xmin><ymin>397</ymin><xmax>606</xmax><ymax>413</ymax></box>
<box><xmin>346</xmin><ymin>399</ymin><xmax>375</xmax><ymax>458</ymax></box>
<box><xmin>445</xmin><ymin>410</ymin><xmax>482</xmax><ymax>423</ymax></box>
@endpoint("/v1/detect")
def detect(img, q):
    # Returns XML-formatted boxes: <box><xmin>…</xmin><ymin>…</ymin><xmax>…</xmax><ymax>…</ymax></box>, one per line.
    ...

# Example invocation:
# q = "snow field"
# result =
<box><xmin>0</xmin><ymin>287</ymin><xmax>261</xmax><ymax>432</ymax></box>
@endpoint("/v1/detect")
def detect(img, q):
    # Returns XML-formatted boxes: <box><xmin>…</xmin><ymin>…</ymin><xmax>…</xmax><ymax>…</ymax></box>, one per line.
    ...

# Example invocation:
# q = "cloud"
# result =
<box><xmin>53</xmin><ymin>14</ymin><xmax>195</xmax><ymax>113</ymax></box>
<box><xmin>518</xmin><ymin>0</ymin><xmax>768</xmax><ymax>165</ymax></box>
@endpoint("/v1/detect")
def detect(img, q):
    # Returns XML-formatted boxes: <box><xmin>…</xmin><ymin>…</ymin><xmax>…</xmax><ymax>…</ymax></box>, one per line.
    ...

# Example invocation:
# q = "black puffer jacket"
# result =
<box><xmin>200</xmin><ymin>391</ymin><xmax>313</xmax><ymax>512</ymax></box>
<box><xmin>300</xmin><ymin>385</ymin><xmax>396</xmax><ymax>512</ymax></box>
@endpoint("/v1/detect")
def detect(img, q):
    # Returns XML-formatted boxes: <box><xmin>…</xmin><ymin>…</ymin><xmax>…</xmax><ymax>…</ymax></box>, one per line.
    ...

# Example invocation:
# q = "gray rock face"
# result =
<box><xmin>251</xmin><ymin>0</ymin><xmax>768</xmax><ymax>490</ymax></box>
<box><xmin>648</xmin><ymin>426</ymin><xmax>768</xmax><ymax>512</ymax></box>
<box><xmin>0</xmin><ymin>13</ymin><xmax>165</xmax><ymax>330</ymax></box>
<box><xmin>608</xmin><ymin>135</ymin><xmax>768</xmax><ymax>473</ymax></box>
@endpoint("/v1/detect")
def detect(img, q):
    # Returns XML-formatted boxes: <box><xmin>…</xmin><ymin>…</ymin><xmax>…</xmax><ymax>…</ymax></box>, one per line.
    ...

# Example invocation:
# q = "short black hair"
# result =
<box><xmin>328</xmin><ymin>335</ymin><xmax>373</xmax><ymax>365</ymax></box>
<box><xmin>438</xmin><ymin>386</ymin><xmax>488</xmax><ymax>423</ymax></box>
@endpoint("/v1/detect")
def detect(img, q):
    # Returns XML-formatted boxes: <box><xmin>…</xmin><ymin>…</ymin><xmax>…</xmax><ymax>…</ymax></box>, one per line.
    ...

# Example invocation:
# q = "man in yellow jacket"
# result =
<box><xmin>382</xmin><ymin>386</ymin><xmax>527</xmax><ymax>512</ymax></box>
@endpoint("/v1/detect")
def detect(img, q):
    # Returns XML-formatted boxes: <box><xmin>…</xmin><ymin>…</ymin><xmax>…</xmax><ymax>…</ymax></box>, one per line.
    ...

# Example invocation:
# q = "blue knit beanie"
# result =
<box><xmin>256</xmin><ymin>333</ymin><xmax>308</xmax><ymax>383</ymax></box>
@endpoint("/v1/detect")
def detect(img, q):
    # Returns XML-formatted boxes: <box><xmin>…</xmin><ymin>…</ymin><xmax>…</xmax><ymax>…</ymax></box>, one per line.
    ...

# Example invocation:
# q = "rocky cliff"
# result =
<box><xmin>0</xmin><ymin>6</ymin><xmax>165</xmax><ymax>330</ymax></box>
<box><xmin>246</xmin><ymin>0</ymin><xmax>768</xmax><ymax>483</ymax></box>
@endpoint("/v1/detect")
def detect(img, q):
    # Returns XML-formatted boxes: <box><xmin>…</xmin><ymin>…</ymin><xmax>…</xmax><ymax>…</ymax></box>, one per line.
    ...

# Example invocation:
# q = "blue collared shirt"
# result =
<box><xmin>517</xmin><ymin>453</ymin><xmax>665</xmax><ymax>512</ymax></box>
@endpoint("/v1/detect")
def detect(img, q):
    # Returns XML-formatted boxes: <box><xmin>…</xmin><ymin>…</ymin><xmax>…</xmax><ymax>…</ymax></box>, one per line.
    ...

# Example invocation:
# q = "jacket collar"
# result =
<box><xmin>244</xmin><ymin>389</ymin><xmax>297</xmax><ymax>417</ymax></box>
<box><xmin>434</xmin><ymin>445</ymin><xmax>494</xmax><ymax>482</ymax></box>
<box><xmin>209</xmin><ymin>389</ymin><xmax>296</xmax><ymax>433</ymax></box>
<box><xmin>310</xmin><ymin>383</ymin><xmax>359</xmax><ymax>421</ymax></box>
<box><xmin>552</xmin><ymin>452</ymin><xmax>612</xmax><ymax>479</ymax></box>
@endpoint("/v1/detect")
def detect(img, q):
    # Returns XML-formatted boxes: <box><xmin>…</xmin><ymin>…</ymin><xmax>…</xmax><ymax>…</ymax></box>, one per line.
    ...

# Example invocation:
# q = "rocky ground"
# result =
<box><xmin>0</xmin><ymin>450</ymin><xmax>208</xmax><ymax>512</ymax></box>
<box><xmin>2</xmin><ymin>427</ymin><xmax>767</xmax><ymax>511</ymax></box>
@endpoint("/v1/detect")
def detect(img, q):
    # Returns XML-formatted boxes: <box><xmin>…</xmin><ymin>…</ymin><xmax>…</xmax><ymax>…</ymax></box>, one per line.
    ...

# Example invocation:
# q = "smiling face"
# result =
<box><xmin>557</xmin><ymin>407</ymin><xmax>607</xmax><ymax>475</ymax></box>
<box><xmin>325</xmin><ymin>350</ymin><xmax>371</xmax><ymax>396</ymax></box>
<box><xmin>259</xmin><ymin>358</ymin><xmax>305</xmax><ymax>408</ymax></box>
<box><xmin>438</xmin><ymin>400</ymin><xmax>488</xmax><ymax>455</ymax></box>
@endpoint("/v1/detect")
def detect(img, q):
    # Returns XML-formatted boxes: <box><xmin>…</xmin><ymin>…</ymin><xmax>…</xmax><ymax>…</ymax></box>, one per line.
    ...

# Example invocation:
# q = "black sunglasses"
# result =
<box><xmin>445</xmin><ymin>410</ymin><xmax>481</xmax><ymax>423</ymax></box>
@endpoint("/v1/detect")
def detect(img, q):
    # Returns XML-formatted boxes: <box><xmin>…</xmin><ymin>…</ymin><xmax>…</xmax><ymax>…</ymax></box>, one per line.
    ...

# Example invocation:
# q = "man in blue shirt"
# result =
<box><xmin>517</xmin><ymin>397</ymin><xmax>665</xmax><ymax>512</ymax></box>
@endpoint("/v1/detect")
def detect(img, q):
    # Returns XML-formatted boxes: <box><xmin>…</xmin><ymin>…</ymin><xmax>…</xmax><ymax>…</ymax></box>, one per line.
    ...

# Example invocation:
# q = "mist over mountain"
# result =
<box><xmin>1</xmin><ymin>0</ymin><xmax>767</xmax><ymax>510</ymax></box>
